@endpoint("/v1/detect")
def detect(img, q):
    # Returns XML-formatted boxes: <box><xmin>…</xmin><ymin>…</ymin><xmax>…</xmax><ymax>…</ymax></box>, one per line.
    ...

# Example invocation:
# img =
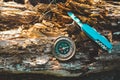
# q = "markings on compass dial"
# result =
<box><xmin>55</xmin><ymin>40</ymin><xmax>71</xmax><ymax>55</ymax></box>
<box><xmin>58</xmin><ymin>42</ymin><xmax>70</xmax><ymax>54</ymax></box>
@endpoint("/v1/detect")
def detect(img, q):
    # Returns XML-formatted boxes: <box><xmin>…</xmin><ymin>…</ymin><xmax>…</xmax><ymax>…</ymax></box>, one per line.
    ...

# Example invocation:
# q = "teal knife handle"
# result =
<box><xmin>67</xmin><ymin>12</ymin><xmax>112</xmax><ymax>53</ymax></box>
<box><xmin>67</xmin><ymin>12</ymin><xmax>83</xmax><ymax>28</ymax></box>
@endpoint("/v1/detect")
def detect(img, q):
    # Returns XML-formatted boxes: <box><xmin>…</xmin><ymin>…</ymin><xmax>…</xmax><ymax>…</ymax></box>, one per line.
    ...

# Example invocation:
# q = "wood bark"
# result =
<box><xmin>0</xmin><ymin>0</ymin><xmax>120</xmax><ymax>77</ymax></box>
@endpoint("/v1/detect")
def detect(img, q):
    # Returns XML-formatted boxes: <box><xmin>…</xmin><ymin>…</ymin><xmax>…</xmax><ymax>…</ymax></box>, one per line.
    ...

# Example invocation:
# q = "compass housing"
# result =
<box><xmin>53</xmin><ymin>36</ymin><xmax>76</xmax><ymax>61</ymax></box>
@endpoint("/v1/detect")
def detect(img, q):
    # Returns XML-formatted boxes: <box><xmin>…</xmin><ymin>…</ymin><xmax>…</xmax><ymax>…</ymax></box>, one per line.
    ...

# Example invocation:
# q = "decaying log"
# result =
<box><xmin>0</xmin><ymin>35</ymin><xmax>120</xmax><ymax>77</ymax></box>
<box><xmin>0</xmin><ymin>5</ymin><xmax>39</xmax><ymax>24</ymax></box>
<box><xmin>0</xmin><ymin>0</ymin><xmax>120</xmax><ymax>77</ymax></box>
<box><xmin>0</xmin><ymin>27</ymin><xmax>119</xmax><ymax>77</ymax></box>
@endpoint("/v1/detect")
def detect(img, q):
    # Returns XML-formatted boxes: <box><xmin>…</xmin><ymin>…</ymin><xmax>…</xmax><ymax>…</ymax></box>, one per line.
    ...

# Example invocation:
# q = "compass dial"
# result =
<box><xmin>53</xmin><ymin>36</ymin><xmax>76</xmax><ymax>61</ymax></box>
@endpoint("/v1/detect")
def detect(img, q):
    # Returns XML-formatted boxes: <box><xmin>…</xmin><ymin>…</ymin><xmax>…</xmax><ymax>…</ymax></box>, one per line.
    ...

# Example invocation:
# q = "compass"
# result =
<box><xmin>53</xmin><ymin>36</ymin><xmax>76</xmax><ymax>61</ymax></box>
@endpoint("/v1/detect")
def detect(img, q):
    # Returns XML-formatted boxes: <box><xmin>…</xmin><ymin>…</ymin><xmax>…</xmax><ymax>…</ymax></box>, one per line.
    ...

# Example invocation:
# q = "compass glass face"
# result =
<box><xmin>55</xmin><ymin>40</ymin><xmax>71</xmax><ymax>55</ymax></box>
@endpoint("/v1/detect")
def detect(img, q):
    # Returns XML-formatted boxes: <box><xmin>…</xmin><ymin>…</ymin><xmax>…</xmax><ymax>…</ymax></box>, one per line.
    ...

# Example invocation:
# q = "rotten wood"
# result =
<box><xmin>0</xmin><ymin>0</ymin><xmax>120</xmax><ymax>77</ymax></box>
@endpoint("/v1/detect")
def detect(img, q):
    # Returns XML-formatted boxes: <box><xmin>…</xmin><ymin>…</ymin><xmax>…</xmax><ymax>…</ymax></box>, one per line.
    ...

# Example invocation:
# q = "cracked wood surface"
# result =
<box><xmin>0</xmin><ymin>0</ymin><xmax>120</xmax><ymax>77</ymax></box>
